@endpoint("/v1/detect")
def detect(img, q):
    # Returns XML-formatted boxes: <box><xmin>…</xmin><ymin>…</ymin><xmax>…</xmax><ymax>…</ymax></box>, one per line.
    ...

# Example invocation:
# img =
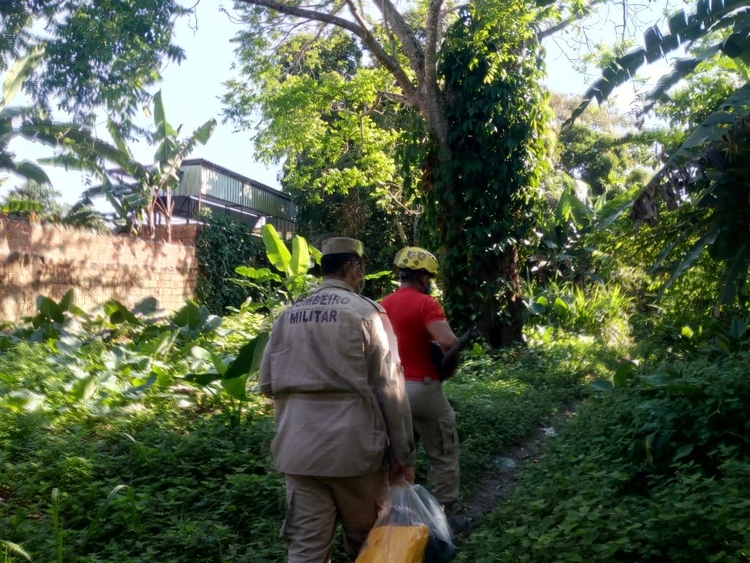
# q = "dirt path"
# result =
<box><xmin>461</xmin><ymin>427</ymin><xmax>548</xmax><ymax>523</ymax></box>
<box><xmin>460</xmin><ymin>405</ymin><xmax>578</xmax><ymax>529</ymax></box>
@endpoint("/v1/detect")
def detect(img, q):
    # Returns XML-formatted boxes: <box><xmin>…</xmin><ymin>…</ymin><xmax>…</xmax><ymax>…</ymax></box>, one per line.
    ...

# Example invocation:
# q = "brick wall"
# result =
<box><xmin>0</xmin><ymin>220</ymin><xmax>197</xmax><ymax>323</ymax></box>
<box><xmin>138</xmin><ymin>223</ymin><xmax>202</xmax><ymax>246</ymax></box>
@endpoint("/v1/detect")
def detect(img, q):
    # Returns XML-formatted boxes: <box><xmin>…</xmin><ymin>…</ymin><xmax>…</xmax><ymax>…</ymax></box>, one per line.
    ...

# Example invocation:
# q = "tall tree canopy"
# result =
<box><xmin>0</xmin><ymin>0</ymin><xmax>187</xmax><ymax>126</ymax></box>
<box><xmin>225</xmin><ymin>0</ymin><xmax>555</xmax><ymax>344</ymax></box>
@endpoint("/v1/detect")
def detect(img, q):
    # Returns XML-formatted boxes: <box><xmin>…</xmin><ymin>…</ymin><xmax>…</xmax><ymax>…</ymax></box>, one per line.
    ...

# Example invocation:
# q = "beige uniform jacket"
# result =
<box><xmin>259</xmin><ymin>279</ymin><xmax>415</xmax><ymax>477</ymax></box>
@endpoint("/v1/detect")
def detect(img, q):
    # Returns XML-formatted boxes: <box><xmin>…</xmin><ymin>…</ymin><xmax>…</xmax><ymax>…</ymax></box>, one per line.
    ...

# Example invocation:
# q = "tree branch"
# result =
<box><xmin>536</xmin><ymin>0</ymin><xmax>607</xmax><ymax>41</ymax></box>
<box><xmin>423</xmin><ymin>0</ymin><xmax>445</xmax><ymax>116</ymax></box>
<box><xmin>371</xmin><ymin>0</ymin><xmax>425</xmax><ymax>79</ymax></box>
<box><xmin>235</xmin><ymin>0</ymin><xmax>364</xmax><ymax>36</ymax></box>
<box><xmin>235</xmin><ymin>0</ymin><xmax>419</xmax><ymax>105</ymax></box>
<box><xmin>341</xmin><ymin>0</ymin><xmax>420</xmax><ymax>103</ymax></box>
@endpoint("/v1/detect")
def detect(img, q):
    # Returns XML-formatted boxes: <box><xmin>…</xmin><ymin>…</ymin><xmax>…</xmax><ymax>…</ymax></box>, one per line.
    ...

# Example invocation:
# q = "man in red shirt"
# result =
<box><xmin>381</xmin><ymin>246</ymin><xmax>461</xmax><ymax>512</ymax></box>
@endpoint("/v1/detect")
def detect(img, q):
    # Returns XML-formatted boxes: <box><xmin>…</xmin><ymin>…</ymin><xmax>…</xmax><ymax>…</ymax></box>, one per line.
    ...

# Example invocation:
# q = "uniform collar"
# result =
<box><xmin>318</xmin><ymin>278</ymin><xmax>356</xmax><ymax>293</ymax></box>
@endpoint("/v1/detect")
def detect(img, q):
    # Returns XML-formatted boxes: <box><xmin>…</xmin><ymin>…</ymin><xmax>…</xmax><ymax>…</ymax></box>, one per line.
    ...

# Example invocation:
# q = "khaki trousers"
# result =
<box><xmin>406</xmin><ymin>379</ymin><xmax>460</xmax><ymax>505</ymax></box>
<box><xmin>282</xmin><ymin>470</ymin><xmax>388</xmax><ymax>563</ymax></box>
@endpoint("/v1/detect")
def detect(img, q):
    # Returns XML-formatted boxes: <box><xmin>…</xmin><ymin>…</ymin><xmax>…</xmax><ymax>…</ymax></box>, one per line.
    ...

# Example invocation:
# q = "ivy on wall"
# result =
<box><xmin>194</xmin><ymin>213</ymin><xmax>269</xmax><ymax>314</ymax></box>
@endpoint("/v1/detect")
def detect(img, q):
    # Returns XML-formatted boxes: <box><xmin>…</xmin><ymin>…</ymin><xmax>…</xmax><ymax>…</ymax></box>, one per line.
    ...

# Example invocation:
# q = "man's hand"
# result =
<box><xmin>388</xmin><ymin>463</ymin><xmax>415</xmax><ymax>484</ymax></box>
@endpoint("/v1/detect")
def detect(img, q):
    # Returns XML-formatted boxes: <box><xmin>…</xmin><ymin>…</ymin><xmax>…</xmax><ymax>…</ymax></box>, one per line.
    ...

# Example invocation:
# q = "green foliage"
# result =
<box><xmin>0</xmin><ymin>51</ymin><xmax>51</xmax><ymax>186</ymax></box>
<box><xmin>224</xmin><ymin>28</ymin><xmax>415</xmax><ymax>292</ymax></box>
<box><xmin>654</xmin><ymin>58</ymin><xmax>744</xmax><ymax>130</ymax></box>
<box><xmin>557</xmin><ymin>125</ymin><xmax>633</xmax><ymax>196</ymax></box>
<box><xmin>0</xmin><ymin>181</ymin><xmax>66</xmax><ymax>220</ymax></box>
<box><xmin>569</xmin><ymin>0</ymin><xmax>750</xmax><ymax>122</ymax></box>
<box><xmin>0</xmin><ymin>312</ymin><xmax>588</xmax><ymax>562</ymax></box>
<box><xmin>429</xmin><ymin>0</ymin><xmax>549</xmax><ymax>344</ymax></box>
<box><xmin>625</xmin><ymin>89</ymin><xmax>750</xmax><ymax>310</ymax></box>
<box><xmin>228</xmin><ymin>223</ymin><xmax>321</xmax><ymax>314</ymax></box>
<box><xmin>224</xmin><ymin>29</ymin><xmax>403</xmax><ymax>197</ymax></box>
<box><xmin>526</xmin><ymin>281</ymin><xmax>634</xmax><ymax>351</ymax></box>
<box><xmin>35</xmin><ymin>90</ymin><xmax>216</xmax><ymax>238</ymax></box>
<box><xmin>1</xmin><ymin>0</ymin><xmax>188</xmax><ymax>128</ymax></box>
<box><xmin>458</xmin><ymin>345</ymin><xmax>750</xmax><ymax>562</ymax></box>
<box><xmin>194</xmin><ymin>212</ymin><xmax>268</xmax><ymax>315</ymax></box>
<box><xmin>0</xmin><ymin>405</ymin><xmax>286</xmax><ymax>562</ymax></box>
<box><xmin>0</xmin><ymin>217</ymin><xmax>600</xmax><ymax>560</ymax></box>
<box><xmin>0</xmin><ymin>288</ymin><xmax>271</xmax><ymax>416</ymax></box>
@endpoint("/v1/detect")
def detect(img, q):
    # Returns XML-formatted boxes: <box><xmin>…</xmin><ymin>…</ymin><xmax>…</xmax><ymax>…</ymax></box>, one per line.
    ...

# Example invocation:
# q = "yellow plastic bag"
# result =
<box><xmin>355</xmin><ymin>524</ymin><xmax>429</xmax><ymax>563</ymax></box>
<box><xmin>355</xmin><ymin>481</ymin><xmax>455</xmax><ymax>563</ymax></box>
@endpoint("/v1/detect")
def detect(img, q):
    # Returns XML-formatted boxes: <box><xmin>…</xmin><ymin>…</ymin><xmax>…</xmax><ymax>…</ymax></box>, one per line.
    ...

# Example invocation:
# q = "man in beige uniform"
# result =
<box><xmin>260</xmin><ymin>237</ymin><xmax>416</xmax><ymax>563</ymax></box>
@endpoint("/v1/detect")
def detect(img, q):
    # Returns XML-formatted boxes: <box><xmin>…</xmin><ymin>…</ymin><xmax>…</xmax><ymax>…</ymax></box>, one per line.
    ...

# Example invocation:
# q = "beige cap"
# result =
<box><xmin>322</xmin><ymin>237</ymin><xmax>364</xmax><ymax>257</ymax></box>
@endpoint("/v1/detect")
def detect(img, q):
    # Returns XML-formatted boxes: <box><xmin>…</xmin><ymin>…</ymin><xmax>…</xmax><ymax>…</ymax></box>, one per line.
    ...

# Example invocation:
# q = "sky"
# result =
<box><xmin>6</xmin><ymin>0</ymin><xmax>678</xmax><ymax>205</ymax></box>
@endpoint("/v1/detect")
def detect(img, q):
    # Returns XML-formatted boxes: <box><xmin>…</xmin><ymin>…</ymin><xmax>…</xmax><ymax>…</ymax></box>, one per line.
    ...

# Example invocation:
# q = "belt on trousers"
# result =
<box><xmin>406</xmin><ymin>376</ymin><xmax>438</xmax><ymax>384</ymax></box>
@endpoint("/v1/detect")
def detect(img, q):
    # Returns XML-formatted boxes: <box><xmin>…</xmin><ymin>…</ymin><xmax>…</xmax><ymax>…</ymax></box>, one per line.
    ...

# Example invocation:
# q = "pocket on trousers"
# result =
<box><xmin>280</xmin><ymin>485</ymin><xmax>295</xmax><ymax>539</ymax></box>
<box><xmin>438</xmin><ymin>416</ymin><xmax>458</xmax><ymax>455</ymax></box>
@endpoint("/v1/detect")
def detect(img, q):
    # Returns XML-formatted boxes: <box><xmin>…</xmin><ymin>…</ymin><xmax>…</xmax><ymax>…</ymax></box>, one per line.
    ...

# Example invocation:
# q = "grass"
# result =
<box><xmin>0</xmin><ymin>326</ymin><xmax>617</xmax><ymax>561</ymax></box>
<box><xmin>455</xmin><ymin>347</ymin><xmax>750</xmax><ymax>562</ymax></box>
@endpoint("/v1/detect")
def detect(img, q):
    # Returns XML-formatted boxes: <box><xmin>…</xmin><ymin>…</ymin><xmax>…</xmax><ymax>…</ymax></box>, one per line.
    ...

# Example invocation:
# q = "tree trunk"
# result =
<box><xmin>427</xmin><ymin>141</ymin><xmax>527</xmax><ymax>348</ymax></box>
<box><xmin>475</xmin><ymin>247</ymin><xmax>524</xmax><ymax>347</ymax></box>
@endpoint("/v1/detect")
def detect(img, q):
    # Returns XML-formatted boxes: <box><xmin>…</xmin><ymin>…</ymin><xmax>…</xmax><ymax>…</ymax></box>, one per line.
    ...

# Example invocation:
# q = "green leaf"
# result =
<box><xmin>192</xmin><ymin>118</ymin><xmax>217</xmax><ymax>145</ymax></box>
<box><xmin>262</xmin><ymin>223</ymin><xmax>292</xmax><ymax>275</ymax></box>
<box><xmin>72</xmin><ymin>375</ymin><xmax>98</xmax><ymax>401</ymax></box>
<box><xmin>2</xmin><ymin>47</ymin><xmax>43</xmax><ymax>109</ymax></box>
<box><xmin>222</xmin><ymin>373</ymin><xmax>249</xmax><ymax>400</ymax></box>
<box><xmin>674</xmin><ymin>444</ymin><xmax>694</xmax><ymax>460</ymax></box>
<box><xmin>719</xmin><ymin>244</ymin><xmax>750</xmax><ymax>305</ymax></box>
<box><xmin>184</xmin><ymin>372</ymin><xmax>222</xmax><ymax>386</ymax></box>
<box><xmin>553</xmin><ymin>297</ymin><xmax>570</xmax><ymax>318</ymax></box>
<box><xmin>191</xmin><ymin>346</ymin><xmax>212</xmax><ymax>361</ymax></box>
<box><xmin>0</xmin><ymin>540</ymin><xmax>31</xmax><ymax>561</ymax></box>
<box><xmin>613</xmin><ymin>363</ymin><xmax>635</xmax><ymax>387</ymax></box>
<box><xmin>309</xmin><ymin>245</ymin><xmax>322</xmax><ymax>265</ymax></box>
<box><xmin>225</xmin><ymin>332</ymin><xmax>269</xmax><ymax>379</ymax></box>
<box><xmin>202</xmin><ymin>315</ymin><xmax>222</xmax><ymax>334</ymax></box>
<box><xmin>234</xmin><ymin>266</ymin><xmax>282</xmax><ymax>283</ymax></box>
<box><xmin>660</xmin><ymin>230</ymin><xmax>720</xmax><ymax>293</ymax></box>
<box><xmin>126</xmin><ymin>373</ymin><xmax>158</xmax><ymax>395</ymax></box>
<box><xmin>173</xmin><ymin>300</ymin><xmax>202</xmax><ymax>329</ymax></box>
<box><xmin>211</xmin><ymin>351</ymin><xmax>228</xmax><ymax>375</ymax></box>
<box><xmin>103</xmin><ymin>300</ymin><xmax>140</xmax><ymax>325</ymax></box>
<box><xmin>37</xmin><ymin>296</ymin><xmax>64</xmax><ymax>323</ymax></box>
<box><xmin>59</xmin><ymin>288</ymin><xmax>75</xmax><ymax>312</ymax></box>
<box><xmin>142</xmin><ymin>330</ymin><xmax>177</xmax><ymax>359</ymax></box>
<box><xmin>290</xmin><ymin>235</ymin><xmax>310</xmax><ymax>276</ymax></box>
<box><xmin>364</xmin><ymin>270</ymin><xmax>392</xmax><ymax>280</ymax></box>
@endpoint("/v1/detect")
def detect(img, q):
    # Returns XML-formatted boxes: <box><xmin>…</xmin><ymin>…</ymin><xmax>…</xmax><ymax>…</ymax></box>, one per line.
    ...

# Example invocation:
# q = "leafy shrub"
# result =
<box><xmin>526</xmin><ymin>280</ymin><xmax>634</xmax><ymax>351</ymax></box>
<box><xmin>458</xmin><ymin>349</ymin><xmax>750</xmax><ymax>562</ymax></box>
<box><xmin>0</xmin><ymin>406</ymin><xmax>286</xmax><ymax>562</ymax></box>
<box><xmin>195</xmin><ymin>212</ymin><xmax>269</xmax><ymax>315</ymax></box>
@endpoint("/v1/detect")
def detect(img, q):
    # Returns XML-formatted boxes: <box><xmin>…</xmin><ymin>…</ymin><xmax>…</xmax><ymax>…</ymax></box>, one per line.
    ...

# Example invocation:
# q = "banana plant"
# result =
<box><xmin>230</xmin><ymin>223</ymin><xmax>321</xmax><ymax>313</ymax></box>
<box><xmin>183</xmin><ymin>225</ymin><xmax>322</xmax><ymax>413</ymax></box>
<box><xmin>567</xmin><ymin>0</ymin><xmax>750</xmax><ymax>124</ymax></box>
<box><xmin>0</xmin><ymin>48</ymin><xmax>51</xmax><ymax>186</ymax></box>
<box><xmin>34</xmin><ymin>90</ymin><xmax>216</xmax><ymax>239</ymax></box>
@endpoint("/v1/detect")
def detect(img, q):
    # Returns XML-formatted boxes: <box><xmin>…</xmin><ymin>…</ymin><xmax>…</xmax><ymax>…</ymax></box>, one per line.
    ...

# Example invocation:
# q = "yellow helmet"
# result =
<box><xmin>393</xmin><ymin>246</ymin><xmax>439</xmax><ymax>275</ymax></box>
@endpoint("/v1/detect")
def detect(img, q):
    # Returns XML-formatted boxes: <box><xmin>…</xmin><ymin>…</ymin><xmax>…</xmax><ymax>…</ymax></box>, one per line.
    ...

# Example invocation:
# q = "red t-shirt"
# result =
<box><xmin>381</xmin><ymin>286</ymin><xmax>447</xmax><ymax>381</ymax></box>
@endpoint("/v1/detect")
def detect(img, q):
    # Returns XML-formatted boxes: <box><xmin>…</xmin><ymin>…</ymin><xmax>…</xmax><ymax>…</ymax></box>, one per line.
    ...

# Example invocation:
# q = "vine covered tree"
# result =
<box><xmin>225</xmin><ymin>0</ymin><xmax>553</xmax><ymax>345</ymax></box>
